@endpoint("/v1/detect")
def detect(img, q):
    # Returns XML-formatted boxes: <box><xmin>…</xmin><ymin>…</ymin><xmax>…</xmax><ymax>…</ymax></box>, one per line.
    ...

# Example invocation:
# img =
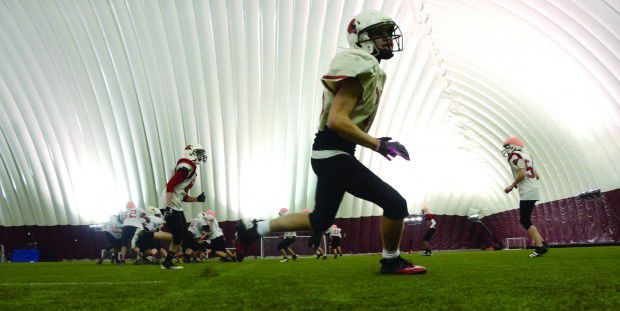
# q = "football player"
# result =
<box><xmin>420</xmin><ymin>207</ymin><xmax>436</xmax><ymax>256</ymax></box>
<box><xmin>134</xmin><ymin>207</ymin><xmax>166</xmax><ymax>264</ymax></box>
<box><xmin>503</xmin><ymin>136</ymin><xmax>548</xmax><ymax>257</ymax></box>
<box><xmin>275</xmin><ymin>208</ymin><xmax>298</xmax><ymax>263</ymax></box>
<box><xmin>326</xmin><ymin>224</ymin><xmax>346</xmax><ymax>258</ymax></box>
<box><xmin>199</xmin><ymin>210</ymin><xmax>236</xmax><ymax>262</ymax></box>
<box><xmin>118</xmin><ymin>201</ymin><xmax>147</xmax><ymax>264</ymax></box>
<box><xmin>97</xmin><ymin>213</ymin><xmax>123</xmax><ymax>264</ymax></box>
<box><xmin>236</xmin><ymin>11</ymin><xmax>426</xmax><ymax>274</ymax></box>
<box><xmin>159</xmin><ymin>144</ymin><xmax>207</xmax><ymax>269</ymax></box>
<box><xmin>183</xmin><ymin>216</ymin><xmax>209</xmax><ymax>263</ymax></box>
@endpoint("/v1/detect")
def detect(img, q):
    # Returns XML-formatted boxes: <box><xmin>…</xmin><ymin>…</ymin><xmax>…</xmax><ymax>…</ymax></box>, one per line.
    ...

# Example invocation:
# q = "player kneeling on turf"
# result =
<box><xmin>199</xmin><ymin>210</ymin><xmax>236</xmax><ymax>262</ymax></box>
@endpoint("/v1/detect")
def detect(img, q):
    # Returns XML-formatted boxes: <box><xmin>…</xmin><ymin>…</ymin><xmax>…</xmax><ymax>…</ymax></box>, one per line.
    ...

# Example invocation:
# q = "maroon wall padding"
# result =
<box><xmin>1</xmin><ymin>188</ymin><xmax>618</xmax><ymax>259</ymax></box>
<box><xmin>483</xmin><ymin>188</ymin><xmax>620</xmax><ymax>246</ymax></box>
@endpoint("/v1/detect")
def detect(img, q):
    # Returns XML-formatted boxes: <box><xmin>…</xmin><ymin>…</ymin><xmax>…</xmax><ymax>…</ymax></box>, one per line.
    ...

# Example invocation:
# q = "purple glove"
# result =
<box><xmin>375</xmin><ymin>137</ymin><xmax>410</xmax><ymax>161</ymax></box>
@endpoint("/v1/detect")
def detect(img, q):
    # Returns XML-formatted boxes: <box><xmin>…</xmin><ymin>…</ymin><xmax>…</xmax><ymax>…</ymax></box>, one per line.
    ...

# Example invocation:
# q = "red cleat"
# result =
<box><xmin>380</xmin><ymin>256</ymin><xmax>427</xmax><ymax>275</ymax></box>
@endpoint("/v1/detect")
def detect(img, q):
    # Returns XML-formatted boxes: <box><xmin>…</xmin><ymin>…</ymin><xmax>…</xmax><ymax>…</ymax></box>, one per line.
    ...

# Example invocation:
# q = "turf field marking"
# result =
<box><xmin>0</xmin><ymin>281</ymin><xmax>163</xmax><ymax>287</ymax></box>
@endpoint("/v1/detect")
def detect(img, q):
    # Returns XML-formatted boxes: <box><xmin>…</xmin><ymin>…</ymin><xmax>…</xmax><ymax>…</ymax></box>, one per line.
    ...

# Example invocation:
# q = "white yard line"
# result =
<box><xmin>0</xmin><ymin>280</ymin><xmax>163</xmax><ymax>286</ymax></box>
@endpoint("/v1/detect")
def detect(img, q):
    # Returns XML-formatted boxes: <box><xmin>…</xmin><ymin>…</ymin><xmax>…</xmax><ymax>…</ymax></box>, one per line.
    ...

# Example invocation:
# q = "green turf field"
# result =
<box><xmin>1</xmin><ymin>247</ymin><xmax>619</xmax><ymax>310</ymax></box>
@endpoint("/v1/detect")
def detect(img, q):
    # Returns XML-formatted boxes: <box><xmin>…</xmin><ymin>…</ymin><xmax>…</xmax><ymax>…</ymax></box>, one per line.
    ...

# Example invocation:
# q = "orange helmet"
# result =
<box><xmin>502</xmin><ymin>136</ymin><xmax>524</xmax><ymax>157</ymax></box>
<box><xmin>126</xmin><ymin>201</ymin><xmax>136</xmax><ymax>210</ymax></box>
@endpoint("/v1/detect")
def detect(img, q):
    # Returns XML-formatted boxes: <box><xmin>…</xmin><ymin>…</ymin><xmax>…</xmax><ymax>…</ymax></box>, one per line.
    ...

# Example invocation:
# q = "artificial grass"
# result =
<box><xmin>0</xmin><ymin>247</ymin><xmax>618</xmax><ymax>310</ymax></box>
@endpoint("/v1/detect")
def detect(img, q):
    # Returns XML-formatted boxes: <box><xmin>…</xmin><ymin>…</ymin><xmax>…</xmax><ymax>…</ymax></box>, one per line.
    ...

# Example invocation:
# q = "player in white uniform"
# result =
<box><xmin>117</xmin><ymin>201</ymin><xmax>147</xmax><ymax>263</ymax></box>
<box><xmin>181</xmin><ymin>216</ymin><xmax>209</xmax><ymax>263</ymax></box>
<box><xmin>326</xmin><ymin>224</ymin><xmax>346</xmax><ymax>258</ymax></box>
<box><xmin>275</xmin><ymin>208</ymin><xmax>298</xmax><ymax>263</ymax></box>
<box><xmin>159</xmin><ymin>144</ymin><xmax>207</xmax><ymax>269</ymax></box>
<box><xmin>503</xmin><ymin>136</ymin><xmax>548</xmax><ymax>257</ymax></box>
<box><xmin>420</xmin><ymin>207</ymin><xmax>437</xmax><ymax>256</ymax></box>
<box><xmin>134</xmin><ymin>207</ymin><xmax>167</xmax><ymax>264</ymax></box>
<box><xmin>199</xmin><ymin>210</ymin><xmax>236</xmax><ymax>262</ymax></box>
<box><xmin>97</xmin><ymin>214</ymin><xmax>123</xmax><ymax>264</ymax></box>
<box><xmin>236</xmin><ymin>11</ymin><xmax>426</xmax><ymax>275</ymax></box>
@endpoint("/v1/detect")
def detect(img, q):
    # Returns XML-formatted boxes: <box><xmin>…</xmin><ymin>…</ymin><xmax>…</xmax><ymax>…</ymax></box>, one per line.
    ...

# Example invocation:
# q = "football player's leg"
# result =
<box><xmin>520</xmin><ymin>201</ymin><xmax>544</xmax><ymax>246</ymax></box>
<box><xmin>342</xmin><ymin>158</ymin><xmax>425</xmax><ymax>274</ymax></box>
<box><xmin>339</xmin><ymin>159</ymin><xmax>407</xmax><ymax>252</ymax></box>
<box><xmin>153</xmin><ymin>231</ymin><xmax>173</xmax><ymax>242</ymax></box>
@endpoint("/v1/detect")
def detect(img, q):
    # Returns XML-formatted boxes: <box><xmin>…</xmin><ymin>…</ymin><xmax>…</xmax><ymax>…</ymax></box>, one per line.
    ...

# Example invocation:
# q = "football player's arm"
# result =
<box><xmin>165</xmin><ymin>168</ymin><xmax>190</xmax><ymax>205</ymax></box>
<box><xmin>183</xmin><ymin>195</ymin><xmax>197</xmax><ymax>202</ymax></box>
<box><xmin>183</xmin><ymin>193</ymin><xmax>206</xmax><ymax>202</ymax></box>
<box><xmin>505</xmin><ymin>168</ymin><xmax>526</xmax><ymax>193</ymax></box>
<box><xmin>327</xmin><ymin>78</ymin><xmax>380</xmax><ymax>150</ymax></box>
<box><xmin>534</xmin><ymin>170</ymin><xmax>541</xmax><ymax>180</ymax></box>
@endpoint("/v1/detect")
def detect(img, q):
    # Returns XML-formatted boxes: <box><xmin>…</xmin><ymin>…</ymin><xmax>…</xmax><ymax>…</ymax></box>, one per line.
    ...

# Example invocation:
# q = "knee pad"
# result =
<box><xmin>520</xmin><ymin>217</ymin><xmax>532</xmax><ymax>230</ymax></box>
<box><xmin>382</xmin><ymin>193</ymin><xmax>409</xmax><ymax>221</ymax></box>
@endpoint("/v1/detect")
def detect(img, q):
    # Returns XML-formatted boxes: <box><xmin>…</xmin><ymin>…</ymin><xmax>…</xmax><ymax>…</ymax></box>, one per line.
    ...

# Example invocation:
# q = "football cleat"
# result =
<box><xmin>280</xmin><ymin>258</ymin><xmax>289</xmax><ymax>263</ymax></box>
<box><xmin>235</xmin><ymin>219</ymin><xmax>260</xmax><ymax>262</ymax></box>
<box><xmin>292</xmin><ymin>254</ymin><xmax>298</xmax><ymax>260</ymax></box>
<box><xmin>161</xmin><ymin>259</ymin><xmax>184</xmax><ymax>270</ymax></box>
<box><xmin>380</xmin><ymin>256</ymin><xmax>427</xmax><ymax>275</ymax></box>
<box><xmin>529</xmin><ymin>244</ymin><xmax>548</xmax><ymax>258</ymax></box>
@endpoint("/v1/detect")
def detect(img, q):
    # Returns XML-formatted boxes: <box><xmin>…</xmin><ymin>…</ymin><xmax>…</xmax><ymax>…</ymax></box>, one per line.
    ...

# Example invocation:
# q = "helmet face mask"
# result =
<box><xmin>502</xmin><ymin>144</ymin><xmax>516</xmax><ymax>158</ymax></box>
<box><xmin>347</xmin><ymin>11</ymin><xmax>403</xmax><ymax>60</ymax></box>
<box><xmin>502</xmin><ymin>137</ymin><xmax>524</xmax><ymax>157</ymax></box>
<box><xmin>184</xmin><ymin>144</ymin><xmax>207</xmax><ymax>164</ymax></box>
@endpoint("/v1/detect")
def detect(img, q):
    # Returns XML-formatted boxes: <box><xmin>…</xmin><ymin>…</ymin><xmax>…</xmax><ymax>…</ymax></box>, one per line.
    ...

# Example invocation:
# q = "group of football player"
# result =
<box><xmin>99</xmin><ymin>9</ymin><xmax>547</xmax><ymax>275</ymax></box>
<box><xmin>98</xmin><ymin>200</ymin><xmax>236</xmax><ymax>265</ymax></box>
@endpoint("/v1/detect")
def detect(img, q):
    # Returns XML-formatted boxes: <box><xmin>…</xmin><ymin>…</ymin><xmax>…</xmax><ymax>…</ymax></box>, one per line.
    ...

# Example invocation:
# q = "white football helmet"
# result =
<box><xmin>347</xmin><ymin>10</ymin><xmax>403</xmax><ymax>59</ymax></box>
<box><xmin>183</xmin><ymin>143</ymin><xmax>207</xmax><ymax>164</ymax></box>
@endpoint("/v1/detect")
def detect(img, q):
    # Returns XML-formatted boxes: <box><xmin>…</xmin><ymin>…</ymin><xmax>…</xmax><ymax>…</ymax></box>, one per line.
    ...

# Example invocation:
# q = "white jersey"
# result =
<box><xmin>203</xmin><ymin>214</ymin><xmax>224</xmax><ymax>240</ymax></box>
<box><xmin>508</xmin><ymin>150</ymin><xmax>541</xmax><ymax>201</ymax></box>
<box><xmin>312</xmin><ymin>48</ymin><xmax>386</xmax><ymax>159</ymax></box>
<box><xmin>327</xmin><ymin>227</ymin><xmax>343</xmax><ymax>238</ymax></box>
<box><xmin>188</xmin><ymin>217</ymin><xmax>209</xmax><ymax>239</ymax></box>
<box><xmin>103</xmin><ymin>215</ymin><xmax>123</xmax><ymax>239</ymax></box>
<box><xmin>159</xmin><ymin>158</ymin><xmax>198</xmax><ymax>211</ymax></box>
<box><xmin>119</xmin><ymin>207</ymin><xmax>145</xmax><ymax>228</ymax></box>
<box><xmin>145</xmin><ymin>216</ymin><xmax>164</xmax><ymax>231</ymax></box>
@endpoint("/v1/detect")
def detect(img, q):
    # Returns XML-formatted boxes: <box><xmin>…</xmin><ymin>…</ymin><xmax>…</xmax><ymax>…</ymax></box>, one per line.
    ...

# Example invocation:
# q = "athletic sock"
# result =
<box><xmin>382</xmin><ymin>249</ymin><xmax>400</xmax><ymax>259</ymax></box>
<box><xmin>256</xmin><ymin>220</ymin><xmax>271</xmax><ymax>236</ymax></box>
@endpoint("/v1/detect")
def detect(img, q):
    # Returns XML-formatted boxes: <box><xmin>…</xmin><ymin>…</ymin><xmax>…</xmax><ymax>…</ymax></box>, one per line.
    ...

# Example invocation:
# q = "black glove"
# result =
<box><xmin>197</xmin><ymin>192</ymin><xmax>206</xmax><ymax>202</ymax></box>
<box><xmin>375</xmin><ymin>137</ymin><xmax>410</xmax><ymax>161</ymax></box>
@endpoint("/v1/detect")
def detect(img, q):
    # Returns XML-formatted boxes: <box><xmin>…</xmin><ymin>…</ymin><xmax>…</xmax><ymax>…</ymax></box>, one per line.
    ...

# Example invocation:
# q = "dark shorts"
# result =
<box><xmin>137</xmin><ymin>233</ymin><xmax>160</xmax><ymax>250</ymax></box>
<box><xmin>182</xmin><ymin>231</ymin><xmax>200</xmax><ymax>251</ymax></box>
<box><xmin>209</xmin><ymin>236</ymin><xmax>227</xmax><ymax>253</ymax></box>
<box><xmin>309</xmin><ymin>155</ymin><xmax>408</xmax><ymax>236</ymax></box>
<box><xmin>121</xmin><ymin>226</ymin><xmax>138</xmax><ymax>248</ymax></box>
<box><xmin>164</xmin><ymin>209</ymin><xmax>187</xmax><ymax>239</ymax></box>
<box><xmin>277</xmin><ymin>237</ymin><xmax>297</xmax><ymax>251</ymax></box>
<box><xmin>330</xmin><ymin>236</ymin><xmax>342</xmax><ymax>248</ymax></box>
<box><xmin>104</xmin><ymin>232</ymin><xmax>121</xmax><ymax>249</ymax></box>
<box><xmin>519</xmin><ymin>200</ymin><xmax>538</xmax><ymax>228</ymax></box>
<box><xmin>423</xmin><ymin>228</ymin><xmax>436</xmax><ymax>242</ymax></box>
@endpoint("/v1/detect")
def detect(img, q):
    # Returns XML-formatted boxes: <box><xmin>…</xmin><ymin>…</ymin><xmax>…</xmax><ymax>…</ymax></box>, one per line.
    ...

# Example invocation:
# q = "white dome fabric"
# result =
<box><xmin>0</xmin><ymin>0</ymin><xmax>618</xmax><ymax>226</ymax></box>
